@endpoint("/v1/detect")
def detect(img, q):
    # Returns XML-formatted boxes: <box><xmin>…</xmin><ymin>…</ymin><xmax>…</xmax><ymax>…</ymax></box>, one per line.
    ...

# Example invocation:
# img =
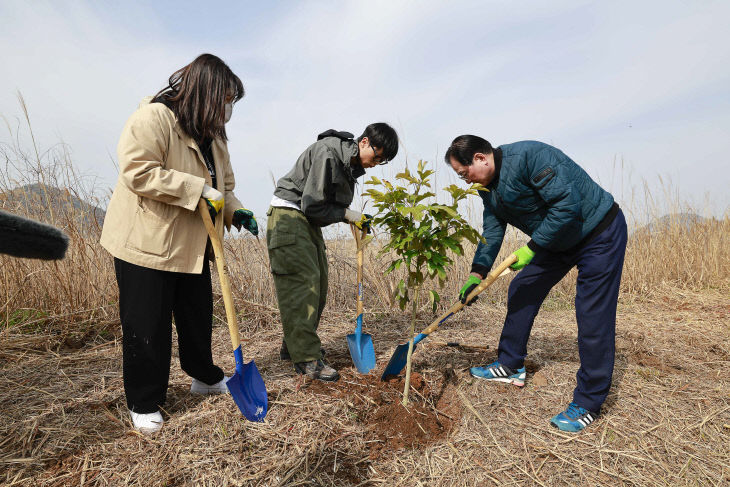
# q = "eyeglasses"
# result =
<box><xmin>457</xmin><ymin>169</ymin><xmax>469</xmax><ymax>181</ymax></box>
<box><xmin>370</xmin><ymin>143</ymin><xmax>389</xmax><ymax>165</ymax></box>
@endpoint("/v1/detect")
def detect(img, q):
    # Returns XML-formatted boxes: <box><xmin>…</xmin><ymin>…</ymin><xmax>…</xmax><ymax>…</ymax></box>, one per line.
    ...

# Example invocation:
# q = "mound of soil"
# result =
<box><xmin>306</xmin><ymin>369</ymin><xmax>461</xmax><ymax>457</ymax></box>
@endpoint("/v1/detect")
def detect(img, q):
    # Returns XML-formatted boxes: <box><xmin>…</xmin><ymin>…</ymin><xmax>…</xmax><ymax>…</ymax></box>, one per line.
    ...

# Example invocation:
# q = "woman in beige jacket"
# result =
<box><xmin>100</xmin><ymin>54</ymin><xmax>258</xmax><ymax>434</ymax></box>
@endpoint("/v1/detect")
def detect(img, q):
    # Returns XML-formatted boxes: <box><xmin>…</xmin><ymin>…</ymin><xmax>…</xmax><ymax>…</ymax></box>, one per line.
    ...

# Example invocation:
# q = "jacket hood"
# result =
<box><xmin>316</xmin><ymin>130</ymin><xmax>364</xmax><ymax>179</ymax></box>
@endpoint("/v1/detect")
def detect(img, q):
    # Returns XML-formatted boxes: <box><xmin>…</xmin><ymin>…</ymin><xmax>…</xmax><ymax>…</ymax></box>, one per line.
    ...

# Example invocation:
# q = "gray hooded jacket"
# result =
<box><xmin>273</xmin><ymin>130</ymin><xmax>365</xmax><ymax>227</ymax></box>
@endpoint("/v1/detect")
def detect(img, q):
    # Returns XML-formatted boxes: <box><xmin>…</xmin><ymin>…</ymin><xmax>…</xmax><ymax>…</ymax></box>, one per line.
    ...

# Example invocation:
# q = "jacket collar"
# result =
<box><xmin>173</xmin><ymin>122</ymin><xmax>215</xmax><ymax>182</ymax></box>
<box><xmin>348</xmin><ymin>158</ymin><xmax>366</xmax><ymax>179</ymax></box>
<box><xmin>342</xmin><ymin>140</ymin><xmax>365</xmax><ymax>179</ymax></box>
<box><xmin>146</xmin><ymin>96</ymin><xmax>206</xmax><ymax>160</ymax></box>
<box><xmin>316</xmin><ymin>133</ymin><xmax>364</xmax><ymax>180</ymax></box>
<box><xmin>158</xmin><ymin>102</ymin><xmax>225</xmax><ymax>191</ymax></box>
<box><xmin>487</xmin><ymin>147</ymin><xmax>502</xmax><ymax>189</ymax></box>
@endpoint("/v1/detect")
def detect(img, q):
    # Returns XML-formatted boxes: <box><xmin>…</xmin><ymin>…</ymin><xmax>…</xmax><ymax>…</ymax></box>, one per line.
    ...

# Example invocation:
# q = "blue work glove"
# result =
<box><xmin>232</xmin><ymin>208</ymin><xmax>258</xmax><ymax>236</ymax></box>
<box><xmin>202</xmin><ymin>184</ymin><xmax>224</xmax><ymax>220</ymax></box>
<box><xmin>458</xmin><ymin>275</ymin><xmax>482</xmax><ymax>305</ymax></box>
<box><xmin>510</xmin><ymin>245</ymin><xmax>535</xmax><ymax>270</ymax></box>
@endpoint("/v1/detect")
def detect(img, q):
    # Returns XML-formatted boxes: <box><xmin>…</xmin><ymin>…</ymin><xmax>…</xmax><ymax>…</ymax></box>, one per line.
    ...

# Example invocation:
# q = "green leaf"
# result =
<box><xmin>432</xmin><ymin>204</ymin><xmax>459</xmax><ymax>218</ymax></box>
<box><xmin>386</xmin><ymin>259</ymin><xmax>402</xmax><ymax>274</ymax></box>
<box><xmin>397</xmin><ymin>279</ymin><xmax>406</xmax><ymax>296</ymax></box>
<box><xmin>364</xmin><ymin>189</ymin><xmax>385</xmax><ymax>200</ymax></box>
<box><xmin>362</xmin><ymin>159</ymin><xmax>484</xmax><ymax>311</ymax></box>
<box><xmin>412</xmin><ymin>192</ymin><xmax>436</xmax><ymax>204</ymax></box>
<box><xmin>411</xmin><ymin>206</ymin><xmax>425</xmax><ymax>221</ymax></box>
<box><xmin>429</xmin><ymin>290</ymin><xmax>440</xmax><ymax>312</ymax></box>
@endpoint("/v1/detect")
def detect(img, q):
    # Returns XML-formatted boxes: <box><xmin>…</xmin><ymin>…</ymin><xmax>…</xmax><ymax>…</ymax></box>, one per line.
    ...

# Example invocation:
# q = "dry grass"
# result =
<box><xmin>1</xmin><ymin>120</ymin><xmax>729</xmax><ymax>485</ymax></box>
<box><xmin>1</xmin><ymin>289</ymin><xmax>728</xmax><ymax>486</ymax></box>
<box><xmin>1</xmin><ymin>97</ymin><xmax>116</xmax><ymax>334</ymax></box>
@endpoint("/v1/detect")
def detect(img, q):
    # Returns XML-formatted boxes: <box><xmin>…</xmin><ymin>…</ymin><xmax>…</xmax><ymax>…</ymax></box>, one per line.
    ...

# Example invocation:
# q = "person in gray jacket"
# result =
<box><xmin>267</xmin><ymin>124</ymin><xmax>398</xmax><ymax>381</ymax></box>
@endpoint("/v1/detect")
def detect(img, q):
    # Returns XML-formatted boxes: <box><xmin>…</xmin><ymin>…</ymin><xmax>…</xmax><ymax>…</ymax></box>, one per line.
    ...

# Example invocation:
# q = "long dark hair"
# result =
<box><xmin>152</xmin><ymin>54</ymin><xmax>244</xmax><ymax>142</ymax></box>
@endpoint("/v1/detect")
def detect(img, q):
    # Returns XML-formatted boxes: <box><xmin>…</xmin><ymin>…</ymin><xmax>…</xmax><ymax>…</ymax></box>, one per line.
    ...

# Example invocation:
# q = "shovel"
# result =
<box><xmin>381</xmin><ymin>253</ymin><xmax>518</xmax><ymax>380</ymax></box>
<box><xmin>198</xmin><ymin>200</ymin><xmax>267</xmax><ymax>422</ymax></box>
<box><xmin>347</xmin><ymin>224</ymin><xmax>376</xmax><ymax>373</ymax></box>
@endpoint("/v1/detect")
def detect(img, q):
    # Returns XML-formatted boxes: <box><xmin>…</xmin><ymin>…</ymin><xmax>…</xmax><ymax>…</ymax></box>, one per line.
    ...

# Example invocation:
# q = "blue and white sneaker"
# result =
<box><xmin>550</xmin><ymin>402</ymin><xmax>598</xmax><ymax>432</ymax></box>
<box><xmin>469</xmin><ymin>361</ymin><xmax>526</xmax><ymax>387</ymax></box>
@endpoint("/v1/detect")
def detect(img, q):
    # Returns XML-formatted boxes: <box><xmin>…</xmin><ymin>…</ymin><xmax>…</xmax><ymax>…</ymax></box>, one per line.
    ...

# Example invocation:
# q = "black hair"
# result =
<box><xmin>152</xmin><ymin>53</ymin><xmax>244</xmax><ymax>143</ymax></box>
<box><xmin>444</xmin><ymin>135</ymin><xmax>492</xmax><ymax>166</ymax></box>
<box><xmin>357</xmin><ymin>123</ymin><xmax>399</xmax><ymax>162</ymax></box>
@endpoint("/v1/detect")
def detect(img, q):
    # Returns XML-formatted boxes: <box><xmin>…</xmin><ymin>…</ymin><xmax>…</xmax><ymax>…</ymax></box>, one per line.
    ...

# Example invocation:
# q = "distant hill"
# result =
<box><xmin>634</xmin><ymin>212</ymin><xmax>707</xmax><ymax>235</ymax></box>
<box><xmin>0</xmin><ymin>183</ymin><xmax>106</xmax><ymax>233</ymax></box>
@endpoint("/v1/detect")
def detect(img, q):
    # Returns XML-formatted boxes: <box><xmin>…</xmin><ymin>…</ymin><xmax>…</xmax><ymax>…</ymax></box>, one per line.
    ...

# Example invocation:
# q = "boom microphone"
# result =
<box><xmin>0</xmin><ymin>210</ymin><xmax>69</xmax><ymax>260</ymax></box>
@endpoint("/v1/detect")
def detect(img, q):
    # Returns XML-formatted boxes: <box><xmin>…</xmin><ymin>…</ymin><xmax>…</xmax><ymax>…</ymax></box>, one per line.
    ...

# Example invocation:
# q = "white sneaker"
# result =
<box><xmin>190</xmin><ymin>376</ymin><xmax>230</xmax><ymax>395</ymax></box>
<box><xmin>129</xmin><ymin>410</ymin><xmax>163</xmax><ymax>434</ymax></box>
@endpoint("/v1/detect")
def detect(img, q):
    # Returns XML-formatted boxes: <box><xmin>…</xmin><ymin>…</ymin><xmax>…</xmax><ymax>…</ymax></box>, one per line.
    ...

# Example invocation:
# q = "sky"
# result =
<box><xmin>1</xmin><ymin>0</ymin><xmax>729</xmax><ymax>227</ymax></box>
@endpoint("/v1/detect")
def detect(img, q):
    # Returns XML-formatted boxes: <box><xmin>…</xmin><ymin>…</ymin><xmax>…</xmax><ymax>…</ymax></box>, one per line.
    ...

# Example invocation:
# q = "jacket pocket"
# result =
<box><xmin>531</xmin><ymin>167</ymin><xmax>555</xmax><ymax>188</ymax></box>
<box><xmin>124</xmin><ymin>200</ymin><xmax>177</xmax><ymax>257</ymax></box>
<box><xmin>139</xmin><ymin>196</ymin><xmax>179</xmax><ymax>221</ymax></box>
<box><xmin>267</xmin><ymin>232</ymin><xmax>298</xmax><ymax>275</ymax></box>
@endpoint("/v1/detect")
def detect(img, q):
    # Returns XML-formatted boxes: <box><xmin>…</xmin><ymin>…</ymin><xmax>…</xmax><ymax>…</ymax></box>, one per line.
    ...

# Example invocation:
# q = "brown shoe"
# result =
<box><xmin>280</xmin><ymin>341</ymin><xmax>326</xmax><ymax>361</ymax></box>
<box><xmin>294</xmin><ymin>359</ymin><xmax>340</xmax><ymax>382</ymax></box>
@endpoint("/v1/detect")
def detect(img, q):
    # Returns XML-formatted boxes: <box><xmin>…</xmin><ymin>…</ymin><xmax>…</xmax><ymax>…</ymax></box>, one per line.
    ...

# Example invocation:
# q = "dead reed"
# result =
<box><xmin>1</xmin><ymin>117</ymin><xmax>728</xmax><ymax>485</ymax></box>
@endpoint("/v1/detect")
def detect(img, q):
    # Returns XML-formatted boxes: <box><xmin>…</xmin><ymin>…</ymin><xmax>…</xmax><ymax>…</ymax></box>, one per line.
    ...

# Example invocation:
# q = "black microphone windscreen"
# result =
<box><xmin>0</xmin><ymin>210</ymin><xmax>70</xmax><ymax>260</ymax></box>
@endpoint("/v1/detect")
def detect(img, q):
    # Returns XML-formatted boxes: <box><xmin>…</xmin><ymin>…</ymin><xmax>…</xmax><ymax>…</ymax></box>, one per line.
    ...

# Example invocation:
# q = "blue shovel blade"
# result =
<box><xmin>380</xmin><ymin>341</ymin><xmax>418</xmax><ymax>380</ymax></box>
<box><xmin>347</xmin><ymin>332</ymin><xmax>376</xmax><ymax>374</ymax></box>
<box><xmin>226</xmin><ymin>359</ymin><xmax>268</xmax><ymax>422</ymax></box>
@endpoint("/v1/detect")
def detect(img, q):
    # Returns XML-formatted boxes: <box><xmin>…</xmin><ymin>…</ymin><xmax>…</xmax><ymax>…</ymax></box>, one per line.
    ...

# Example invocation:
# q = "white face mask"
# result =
<box><xmin>224</xmin><ymin>103</ymin><xmax>233</xmax><ymax>123</ymax></box>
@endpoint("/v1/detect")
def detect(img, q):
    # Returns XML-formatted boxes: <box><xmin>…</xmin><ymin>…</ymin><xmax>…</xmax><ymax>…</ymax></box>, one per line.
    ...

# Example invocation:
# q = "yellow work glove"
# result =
<box><xmin>202</xmin><ymin>184</ymin><xmax>224</xmax><ymax>219</ymax></box>
<box><xmin>344</xmin><ymin>209</ymin><xmax>373</xmax><ymax>234</ymax></box>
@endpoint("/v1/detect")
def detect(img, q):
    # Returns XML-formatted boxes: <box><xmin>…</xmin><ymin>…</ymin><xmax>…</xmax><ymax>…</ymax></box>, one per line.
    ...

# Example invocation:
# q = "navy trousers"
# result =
<box><xmin>497</xmin><ymin>210</ymin><xmax>627</xmax><ymax>413</ymax></box>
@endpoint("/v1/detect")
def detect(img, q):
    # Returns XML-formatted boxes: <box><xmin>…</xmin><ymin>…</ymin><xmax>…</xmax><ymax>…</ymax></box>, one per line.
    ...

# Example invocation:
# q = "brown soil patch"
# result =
<box><xmin>632</xmin><ymin>351</ymin><xmax>683</xmax><ymax>373</ymax></box>
<box><xmin>306</xmin><ymin>369</ymin><xmax>461</xmax><ymax>457</ymax></box>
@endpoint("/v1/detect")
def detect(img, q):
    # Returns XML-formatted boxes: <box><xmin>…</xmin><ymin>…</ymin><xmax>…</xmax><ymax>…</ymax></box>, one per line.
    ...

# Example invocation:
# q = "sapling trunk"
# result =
<box><xmin>402</xmin><ymin>285</ymin><xmax>420</xmax><ymax>406</ymax></box>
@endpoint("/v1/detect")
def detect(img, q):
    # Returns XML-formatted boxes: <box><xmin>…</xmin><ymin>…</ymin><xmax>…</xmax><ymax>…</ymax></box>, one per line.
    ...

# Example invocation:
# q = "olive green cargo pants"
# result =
<box><xmin>266</xmin><ymin>207</ymin><xmax>328</xmax><ymax>363</ymax></box>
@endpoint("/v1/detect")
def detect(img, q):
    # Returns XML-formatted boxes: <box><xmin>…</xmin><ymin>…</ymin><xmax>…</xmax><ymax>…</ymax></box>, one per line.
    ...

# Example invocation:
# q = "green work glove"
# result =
<box><xmin>232</xmin><ymin>208</ymin><xmax>258</xmax><ymax>236</ymax></box>
<box><xmin>458</xmin><ymin>275</ymin><xmax>482</xmax><ymax>305</ymax></box>
<box><xmin>510</xmin><ymin>245</ymin><xmax>535</xmax><ymax>270</ymax></box>
<box><xmin>202</xmin><ymin>184</ymin><xmax>224</xmax><ymax>220</ymax></box>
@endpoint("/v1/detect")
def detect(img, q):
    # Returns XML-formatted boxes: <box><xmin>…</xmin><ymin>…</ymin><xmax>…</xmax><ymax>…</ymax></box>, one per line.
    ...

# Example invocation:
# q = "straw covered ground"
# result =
<box><xmin>1</xmin><ymin>279</ymin><xmax>728</xmax><ymax>486</ymax></box>
<box><xmin>1</xmin><ymin>127</ymin><xmax>729</xmax><ymax>485</ymax></box>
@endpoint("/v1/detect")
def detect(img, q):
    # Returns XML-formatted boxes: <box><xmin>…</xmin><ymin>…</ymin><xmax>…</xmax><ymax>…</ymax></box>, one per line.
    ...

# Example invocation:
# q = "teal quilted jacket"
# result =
<box><xmin>473</xmin><ymin>141</ymin><xmax>614</xmax><ymax>274</ymax></box>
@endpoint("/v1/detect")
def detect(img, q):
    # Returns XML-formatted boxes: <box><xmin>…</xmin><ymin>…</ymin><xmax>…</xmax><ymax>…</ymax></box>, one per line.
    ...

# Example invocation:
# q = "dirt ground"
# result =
<box><xmin>1</xmin><ymin>287</ymin><xmax>729</xmax><ymax>486</ymax></box>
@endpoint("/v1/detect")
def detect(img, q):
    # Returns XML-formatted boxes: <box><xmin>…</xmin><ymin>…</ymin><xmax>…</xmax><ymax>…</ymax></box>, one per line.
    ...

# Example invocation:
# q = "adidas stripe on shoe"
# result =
<box><xmin>550</xmin><ymin>402</ymin><xmax>599</xmax><ymax>432</ymax></box>
<box><xmin>469</xmin><ymin>360</ymin><xmax>526</xmax><ymax>387</ymax></box>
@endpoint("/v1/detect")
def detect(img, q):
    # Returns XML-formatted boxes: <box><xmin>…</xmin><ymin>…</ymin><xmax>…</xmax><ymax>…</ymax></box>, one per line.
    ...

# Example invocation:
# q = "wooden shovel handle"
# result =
<box><xmin>198</xmin><ymin>199</ymin><xmax>240</xmax><ymax>351</ymax></box>
<box><xmin>349</xmin><ymin>224</ymin><xmax>366</xmax><ymax>316</ymax></box>
<box><xmin>419</xmin><ymin>253</ymin><xmax>518</xmax><ymax>336</ymax></box>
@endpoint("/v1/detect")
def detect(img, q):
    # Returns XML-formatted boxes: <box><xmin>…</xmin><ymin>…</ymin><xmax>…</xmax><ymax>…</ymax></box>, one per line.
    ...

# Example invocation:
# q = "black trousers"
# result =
<box><xmin>114</xmin><ymin>258</ymin><xmax>224</xmax><ymax>413</ymax></box>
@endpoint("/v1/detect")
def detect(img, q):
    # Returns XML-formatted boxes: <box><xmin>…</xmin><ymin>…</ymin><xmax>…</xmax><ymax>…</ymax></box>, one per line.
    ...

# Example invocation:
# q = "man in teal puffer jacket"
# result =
<box><xmin>446</xmin><ymin>135</ymin><xmax>627</xmax><ymax>432</ymax></box>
